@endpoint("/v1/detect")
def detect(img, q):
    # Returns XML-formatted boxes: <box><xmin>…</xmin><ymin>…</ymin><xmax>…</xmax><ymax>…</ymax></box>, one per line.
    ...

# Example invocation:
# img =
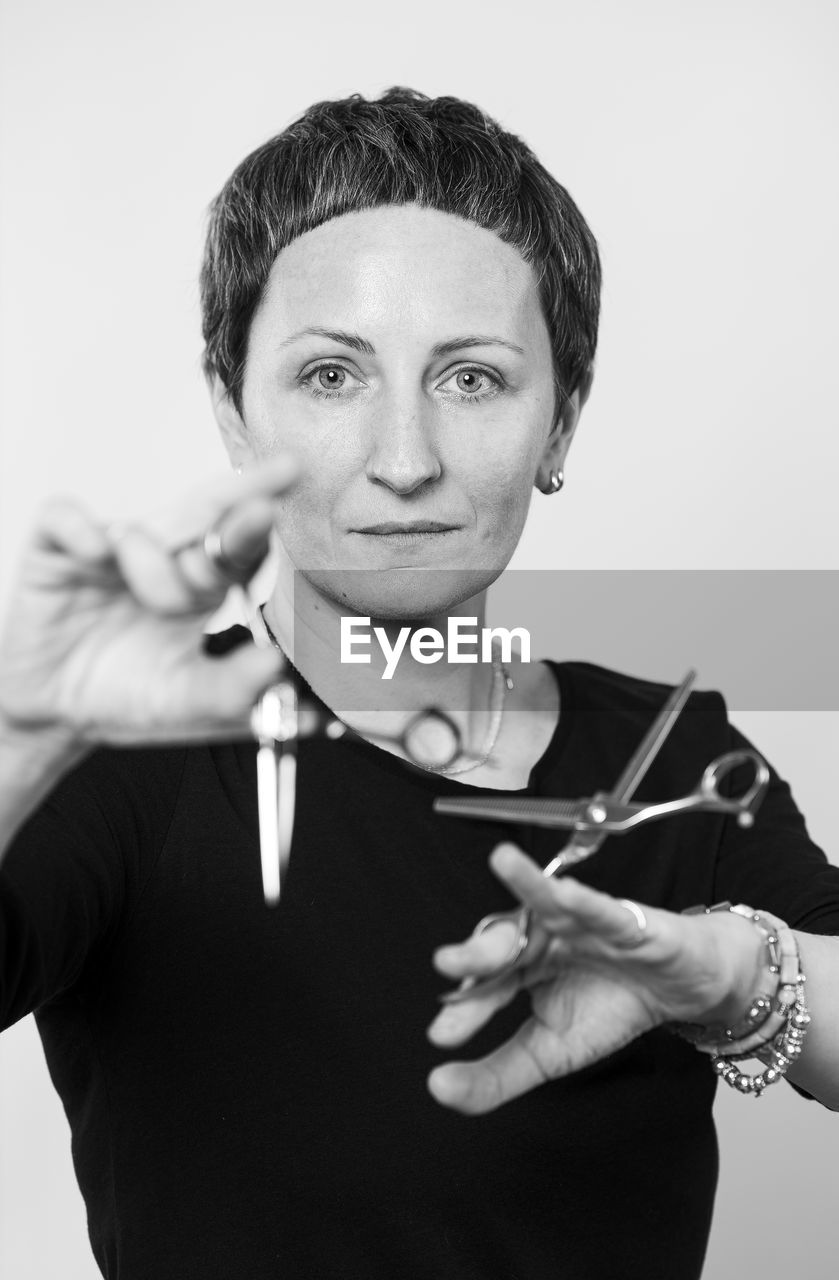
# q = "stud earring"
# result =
<box><xmin>549</xmin><ymin>468</ymin><xmax>564</xmax><ymax>493</ymax></box>
<box><xmin>235</xmin><ymin>464</ymin><xmax>243</xmax><ymax>476</ymax></box>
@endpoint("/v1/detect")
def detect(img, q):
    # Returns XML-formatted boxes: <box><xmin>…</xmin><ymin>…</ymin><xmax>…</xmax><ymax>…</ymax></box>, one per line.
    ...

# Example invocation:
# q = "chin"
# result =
<box><xmin>299</xmin><ymin>567</ymin><xmax>504</xmax><ymax>622</ymax></box>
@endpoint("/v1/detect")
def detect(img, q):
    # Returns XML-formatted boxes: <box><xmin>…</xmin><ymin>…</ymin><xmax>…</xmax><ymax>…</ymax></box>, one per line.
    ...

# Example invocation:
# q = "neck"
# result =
<box><xmin>261</xmin><ymin>550</ymin><xmax>498</xmax><ymax>746</ymax></box>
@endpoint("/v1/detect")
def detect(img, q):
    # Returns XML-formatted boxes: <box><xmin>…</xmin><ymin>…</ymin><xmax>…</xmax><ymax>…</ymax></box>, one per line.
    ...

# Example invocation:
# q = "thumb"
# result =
<box><xmin>195</xmin><ymin>645</ymin><xmax>288</xmax><ymax>722</ymax></box>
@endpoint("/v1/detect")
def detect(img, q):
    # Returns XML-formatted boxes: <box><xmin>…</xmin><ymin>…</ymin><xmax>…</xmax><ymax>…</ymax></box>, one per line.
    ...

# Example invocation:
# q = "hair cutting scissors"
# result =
<box><xmin>432</xmin><ymin>670</ymin><xmax>770</xmax><ymax>1003</ymax></box>
<box><xmin>238</xmin><ymin>580</ymin><xmax>479</xmax><ymax>904</ymax></box>
<box><xmin>227</xmin><ymin>578</ymin><xmax>299</xmax><ymax>906</ymax></box>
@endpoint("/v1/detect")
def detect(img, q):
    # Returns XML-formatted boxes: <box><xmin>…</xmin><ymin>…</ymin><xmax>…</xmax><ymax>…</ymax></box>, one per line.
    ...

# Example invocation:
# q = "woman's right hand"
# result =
<box><xmin>0</xmin><ymin>456</ymin><xmax>298</xmax><ymax>749</ymax></box>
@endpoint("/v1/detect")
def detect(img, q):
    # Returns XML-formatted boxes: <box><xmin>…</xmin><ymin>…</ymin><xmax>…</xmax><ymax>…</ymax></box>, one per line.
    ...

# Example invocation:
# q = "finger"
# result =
<box><xmin>489</xmin><ymin>845</ymin><xmax>655</xmax><ymax>949</ymax></box>
<box><xmin>33</xmin><ymin>498</ymin><xmax>114</xmax><ymax>563</ymax></box>
<box><xmin>190</xmin><ymin>643</ymin><xmax>286</xmax><ymax>720</ymax></box>
<box><xmin>211</xmin><ymin>497</ymin><xmax>276</xmax><ymax>576</ymax></box>
<box><xmin>97</xmin><ymin>644</ymin><xmax>286</xmax><ymax>745</ymax></box>
<box><xmin>175</xmin><ymin>495</ymin><xmax>276</xmax><ymax>593</ymax></box>
<box><xmin>155</xmin><ymin>454</ymin><xmax>299</xmax><ymax>549</ymax></box>
<box><xmin>542</xmin><ymin>877</ymin><xmax>655</xmax><ymax>949</ymax></box>
<box><xmin>488</xmin><ymin>844</ymin><xmax>575</xmax><ymax>923</ymax></box>
<box><xmin>427</xmin><ymin>973</ymin><xmax>520</xmax><ymax>1047</ymax></box>
<box><xmin>433</xmin><ymin>915</ymin><xmax>526</xmax><ymax>980</ymax></box>
<box><xmin>428</xmin><ymin>1016</ymin><xmax>564</xmax><ymax>1115</ymax></box>
<box><xmin>108</xmin><ymin>525</ymin><xmax>215</xmax><ymax>614</ymax></box>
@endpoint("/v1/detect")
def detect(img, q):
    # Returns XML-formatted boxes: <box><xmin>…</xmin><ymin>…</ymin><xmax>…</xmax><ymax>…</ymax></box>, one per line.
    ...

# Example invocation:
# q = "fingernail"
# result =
<box><xmin>427</xmin><ymin>1066</ymin><xmax>454</xmax><ymax>1100</ymax></box>
<box><xmin>427</xmin><ymin>1010</ymin><xmax>454</xmax><ymax>1040</ymax></box>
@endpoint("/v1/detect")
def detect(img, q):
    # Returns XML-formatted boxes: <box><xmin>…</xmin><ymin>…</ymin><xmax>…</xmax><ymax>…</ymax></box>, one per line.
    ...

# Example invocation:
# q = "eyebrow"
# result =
<box><xmin>277</xmin><ymin>327</ymin><xmax>525</xmax><ymax>358</ymax></box>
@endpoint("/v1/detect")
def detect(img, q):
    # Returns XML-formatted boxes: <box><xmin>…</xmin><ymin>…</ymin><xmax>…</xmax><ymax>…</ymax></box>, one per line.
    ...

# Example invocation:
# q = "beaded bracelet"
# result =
<box><xmin>670</xmin><ymin>902</ymin><xmax>810</xmax><ymax>1096</ymax></box>
<box><xmin>712</xmin><ymin>983</ymin><xmax>810</xmax><ymax>1095</ymax></box>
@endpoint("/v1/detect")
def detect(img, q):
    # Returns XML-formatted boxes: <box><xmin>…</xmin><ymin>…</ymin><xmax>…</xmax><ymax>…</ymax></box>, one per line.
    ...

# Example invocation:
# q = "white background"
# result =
<box><xmin>0</xmin><ymin>0</ymin><xmax>837</xmax><ymax>1276</ymax></box>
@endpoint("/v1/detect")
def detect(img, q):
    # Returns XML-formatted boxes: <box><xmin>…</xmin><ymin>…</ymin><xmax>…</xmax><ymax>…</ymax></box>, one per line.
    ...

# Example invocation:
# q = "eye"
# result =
<box><xmin>299</xmin><ymin>362</ymin><xmax>360</xmax><ymax>400</ymax></box>
<box><xmin>439</xmin><ymin>366</ymin><xmax>502</xmax><ymax>404</ymax></box>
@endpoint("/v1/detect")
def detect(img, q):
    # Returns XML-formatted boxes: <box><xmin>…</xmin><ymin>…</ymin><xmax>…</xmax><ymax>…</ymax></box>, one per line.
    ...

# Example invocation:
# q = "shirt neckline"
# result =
<box><xmin>338</xmin><ymin>660</ymin><xmax>575</xmax><ymax>796</ymax></box>
<box><xmin>210</xmin><ymin>629</ymin><xmax>576</xmax><ymax>797</ymax></box>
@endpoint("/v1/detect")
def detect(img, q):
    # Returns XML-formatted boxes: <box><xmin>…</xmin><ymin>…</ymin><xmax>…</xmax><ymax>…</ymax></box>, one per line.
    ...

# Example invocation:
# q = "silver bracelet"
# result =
<box><xmin>671</xmin><ymin>902</ymin><xmax>810</xmax><ymax>1096</ymax></box>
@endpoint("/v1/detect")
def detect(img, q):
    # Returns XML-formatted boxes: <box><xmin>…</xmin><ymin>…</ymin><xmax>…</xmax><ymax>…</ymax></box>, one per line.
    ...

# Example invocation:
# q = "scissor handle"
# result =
<box><xmin>251</xmin><ymin>677</ymin><xmax>349</xmax><ymax>747</ymax></box>
<box><xmin>698</xmin><ymin>749</ymin><xmax>770</xmax><ymax>827</ymax></box>
<box><xmin>437</xmin><ymin>905</ymin><xmax>532</xmax><ymax>1004</ymax></box>
<box><xmin>250</xmin><ymin>680</ymin><xmax>299</xmax><ymax>746</ymax></box>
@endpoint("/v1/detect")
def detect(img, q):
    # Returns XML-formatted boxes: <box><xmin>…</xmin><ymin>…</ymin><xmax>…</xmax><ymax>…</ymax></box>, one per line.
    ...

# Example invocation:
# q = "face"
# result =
<box><xmin>215</xmin><ymin>203</ymin><xmax>578</xmax><ymax>618</ymax></box>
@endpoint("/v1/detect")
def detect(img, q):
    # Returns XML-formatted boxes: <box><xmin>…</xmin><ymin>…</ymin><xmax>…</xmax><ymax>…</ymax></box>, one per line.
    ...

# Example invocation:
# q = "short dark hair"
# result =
<box><xmin>200</xmin><ymin>86</ymin><xmax>601</xmax><ymax>425</ymax></box>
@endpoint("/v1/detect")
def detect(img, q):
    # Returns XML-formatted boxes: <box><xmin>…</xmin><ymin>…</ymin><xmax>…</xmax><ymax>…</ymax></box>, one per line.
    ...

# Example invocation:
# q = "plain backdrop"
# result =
<box><xmin>1</xmin><ymin>1</ymin><xmax>837</xmax><ymax>1276</ymax></box>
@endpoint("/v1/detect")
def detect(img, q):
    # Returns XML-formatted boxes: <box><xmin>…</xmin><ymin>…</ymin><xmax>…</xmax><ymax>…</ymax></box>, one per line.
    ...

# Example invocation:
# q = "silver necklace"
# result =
<box><xmin>420</xmin><ymin>647</ymin><xmax>513</xmax><ymax>776</ymax></box>
<box><xmin>257</xmin><ymin>606</ymin><xmax>512</xmax><ymax>775</ymax></box>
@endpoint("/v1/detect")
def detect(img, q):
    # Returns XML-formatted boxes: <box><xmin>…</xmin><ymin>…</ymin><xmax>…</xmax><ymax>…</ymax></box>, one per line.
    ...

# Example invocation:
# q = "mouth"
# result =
<box><xmin>355</xmin><ymin>521</ymin><xmax>459</xmax><ymax>535</ymax></box>
<box><xmin>352</xmin><ymin>521</ymin><xmax>461</xmax><ymax>548</ymax></box>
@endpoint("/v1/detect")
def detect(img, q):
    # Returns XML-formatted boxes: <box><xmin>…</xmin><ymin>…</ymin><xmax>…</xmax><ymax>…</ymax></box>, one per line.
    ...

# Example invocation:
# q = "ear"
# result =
<box><xmin>209</xmin><ymin>374</ymin><xmax>253</xmax><ymax>470</ymax></box>
<box><xmin>535</xmin><ymin>364</ymin><xmax>594</xmax><ymax>493</ymax></box>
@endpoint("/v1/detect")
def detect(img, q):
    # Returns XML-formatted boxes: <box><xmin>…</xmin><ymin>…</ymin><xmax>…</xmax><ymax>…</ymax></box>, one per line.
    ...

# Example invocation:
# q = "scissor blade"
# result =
<box><xmin>550</xmin><ymin>668</ymin><xmax>698</xmax><ymax>865</ymax></box>
<box><xmin>257</xmin><ymin>743</ymin><xmax>282</xmax><ymax>906</ymax></box>
<box><xmin>277</xmin><ymin>750</ymin><xmax>296</xmax><ymax>882</ymax></box>
<box><xmin>434</xmin><ymin>796</ymin><xmax>586</xmax><ymax>828</ymax></box>
<box><xmin>431</xmin><ymin>670</ymin><xmax>697</xmax><ymax>857</ymax></box>
<box><xmin>608</xmin><ymin>668</ymin><xmax>697</xmax><ymax>802</ymax></box>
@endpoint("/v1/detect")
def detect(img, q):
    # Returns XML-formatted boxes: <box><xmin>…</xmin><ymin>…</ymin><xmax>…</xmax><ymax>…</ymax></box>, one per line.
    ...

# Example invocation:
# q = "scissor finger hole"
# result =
<box><xmin>471</xmin><ymin>917</ymin><xmax>527</xmax><ymax>970</ymax></box>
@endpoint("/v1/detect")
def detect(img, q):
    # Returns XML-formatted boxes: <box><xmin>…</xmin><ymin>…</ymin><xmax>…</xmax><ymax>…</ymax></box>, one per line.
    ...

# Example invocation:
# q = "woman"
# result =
<box><xmin>1</xmin><ymin>87</ymin><xmax>837</xmax><ymax>1279</ymax></box>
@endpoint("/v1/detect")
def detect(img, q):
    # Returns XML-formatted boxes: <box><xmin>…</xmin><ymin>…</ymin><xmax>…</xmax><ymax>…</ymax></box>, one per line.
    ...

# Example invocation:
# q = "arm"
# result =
<box><xmin>0</xmin><ymin>459</ymin><xmax>298</xmax><ymax>1028</ymax></box>
<box><xmin>788</xmin><ymin>931</ymin><xmax>839</xmax><ymax>1108</ymax></box>
<box><xmin>0</xmin><ymin>717</ymin><xmax>90</xmax><ymax>859</ymax></box>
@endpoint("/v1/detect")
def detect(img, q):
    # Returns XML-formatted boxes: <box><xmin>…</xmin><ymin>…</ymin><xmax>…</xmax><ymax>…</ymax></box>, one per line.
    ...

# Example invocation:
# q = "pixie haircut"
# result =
<box><xmin>201</xmin><ymin>86</ymin><xmax>601</xmax><ymax>426</ymax></box>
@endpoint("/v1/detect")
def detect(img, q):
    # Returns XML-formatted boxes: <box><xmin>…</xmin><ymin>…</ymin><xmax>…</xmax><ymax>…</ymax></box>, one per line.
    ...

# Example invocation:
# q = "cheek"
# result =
<box><xmin>243</xmin><ymin>409</ymin><xmax>309</xmax><ymax>462</ymax></box>
<box><xmin>455</xmin><ymin>403</ymin><xmax>546</xmax><ymax>501</ymax></box>
<box><xmin>241</xmin><ymin>373</ymin><xmax>317</xmax><ymax>457</ymax></box>
<box><xmin>241</xmin><ymin>391</ymin><xmax>350</xmax><ymax>523</ymax></box>
<box><xmin>470</xmin><ymin>456</ymin><xmax>536</xmax><ymax>535</ymax></box>
<box><xmin>274</xmin><ymin>476</ymin><xmax>334</xmax><ymax>538</ymax></box>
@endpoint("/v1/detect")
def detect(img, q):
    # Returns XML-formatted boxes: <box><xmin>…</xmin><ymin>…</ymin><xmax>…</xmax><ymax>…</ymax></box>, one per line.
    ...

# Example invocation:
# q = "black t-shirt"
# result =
<box><xmin>3</xmin><ymin>641</ymin><xmax>839</xmax><ymax>1280</ymax></box>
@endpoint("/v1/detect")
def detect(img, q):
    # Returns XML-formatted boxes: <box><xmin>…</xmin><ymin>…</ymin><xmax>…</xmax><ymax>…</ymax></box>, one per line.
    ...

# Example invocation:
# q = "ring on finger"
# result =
<box><xmin>618</xmin><ymin>898</ymin><xmax>648</xmax><ymax>949</ymax></box>
<box><xmin>202</xmin><ymin>523</ymin><xmax>243</xmax><ymax>579</ymax></box>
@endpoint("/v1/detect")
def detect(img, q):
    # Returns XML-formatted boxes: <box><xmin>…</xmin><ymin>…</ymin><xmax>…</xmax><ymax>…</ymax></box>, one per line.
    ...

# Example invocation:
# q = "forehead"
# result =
<box><xmin>253</xmin><ymin>204</ymin><xmax>547</xmax><ymax>344</ymax></box>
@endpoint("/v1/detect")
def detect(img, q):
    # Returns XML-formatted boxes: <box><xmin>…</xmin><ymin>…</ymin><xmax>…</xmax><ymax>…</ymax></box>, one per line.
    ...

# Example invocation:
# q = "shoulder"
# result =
<box><xmin>38</xmin><ymin>741</ymin><xmax>191</xmax><ymax>831</ymax></box>
<box><xmin>540</xmin><ymin>659</ymin><xmax>733</xmax><ymax>793</ymax></box>
<box><xmin>549</xmin><ymin>658</ymin><xmax>727</xmax><ymax>727</ymax></box>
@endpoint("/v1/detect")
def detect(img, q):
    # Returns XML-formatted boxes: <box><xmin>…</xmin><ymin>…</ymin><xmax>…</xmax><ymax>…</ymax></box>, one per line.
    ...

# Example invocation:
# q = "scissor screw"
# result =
<box><xmin>587</xmin><ymin>802</ymin><xmax>607</xmax><ymax>823</ymax></box>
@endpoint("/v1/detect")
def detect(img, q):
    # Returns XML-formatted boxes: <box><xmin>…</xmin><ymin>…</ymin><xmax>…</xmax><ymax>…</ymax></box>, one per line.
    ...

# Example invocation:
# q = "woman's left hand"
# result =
<box><xmin>426</xmin><ymin>842</ymin><xmax>761</xmax><ymax>1114</ymax></box>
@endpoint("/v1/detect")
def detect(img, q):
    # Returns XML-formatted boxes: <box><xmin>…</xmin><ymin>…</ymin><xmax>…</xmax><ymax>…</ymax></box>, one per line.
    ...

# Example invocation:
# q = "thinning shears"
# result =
<box><xmin>432</xmin><ymin>670</ymin><xmax>770</xmax><ymax>1002</ymax></box>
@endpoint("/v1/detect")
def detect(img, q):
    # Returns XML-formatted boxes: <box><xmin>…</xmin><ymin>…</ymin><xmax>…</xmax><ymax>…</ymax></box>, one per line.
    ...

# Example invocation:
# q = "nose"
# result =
<box><xmin>365</xmin><ymin>389</ymin><xmax>442</xmax><ymax>495</ymax></box>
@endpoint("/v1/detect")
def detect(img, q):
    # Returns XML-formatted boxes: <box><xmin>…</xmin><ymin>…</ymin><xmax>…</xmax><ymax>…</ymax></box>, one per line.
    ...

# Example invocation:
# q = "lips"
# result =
<box><xmin>355</xmin><ymin>521</ymin><xmax>459</xmax><ymax>534</ymax></box>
